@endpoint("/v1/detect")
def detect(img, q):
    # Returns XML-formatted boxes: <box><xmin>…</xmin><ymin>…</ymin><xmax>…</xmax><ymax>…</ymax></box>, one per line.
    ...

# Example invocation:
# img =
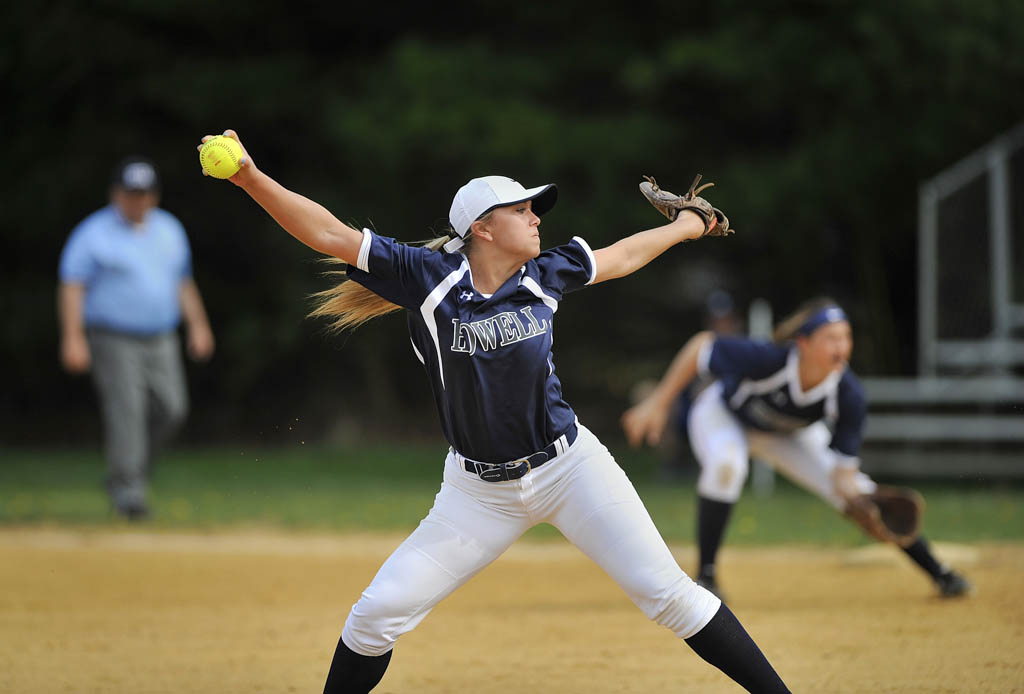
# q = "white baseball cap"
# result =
<box><xmin>445</xmin><ymin>176</ymin><xmax>558</xmax><ymax>252</ymax></box>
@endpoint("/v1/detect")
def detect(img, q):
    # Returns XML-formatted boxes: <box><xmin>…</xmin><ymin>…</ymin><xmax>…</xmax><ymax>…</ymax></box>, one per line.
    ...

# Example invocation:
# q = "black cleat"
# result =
<box><xmin>936</xmin><ymin>570</ymin><xmax>973</xmax><ymax>598</ymax></box>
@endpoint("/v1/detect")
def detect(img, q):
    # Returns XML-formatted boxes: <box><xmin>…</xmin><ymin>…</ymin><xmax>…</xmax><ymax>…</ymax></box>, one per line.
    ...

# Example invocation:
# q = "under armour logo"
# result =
<box><xmin>459</xmin><ymin>291</ymin><xmax>474</xmax><ymax>301</ymax></box>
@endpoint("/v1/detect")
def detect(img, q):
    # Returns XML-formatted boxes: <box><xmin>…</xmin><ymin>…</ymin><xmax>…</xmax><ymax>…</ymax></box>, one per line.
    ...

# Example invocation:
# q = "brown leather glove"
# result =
<box><xmin>639</xmin><ymin>174</ymin><xmax>733</xmax><ymax>237</ymax></box>
<box><xmin>844</xmin><ymin>486</ymin><xmax>925</xmax><ymax>547</ymax></box>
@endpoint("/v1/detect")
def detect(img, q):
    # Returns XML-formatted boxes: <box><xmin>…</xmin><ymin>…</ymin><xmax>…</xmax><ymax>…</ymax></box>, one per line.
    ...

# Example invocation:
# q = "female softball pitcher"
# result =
<box><xmin>199</xmin><ymin>130</ymin><xmax>790</xmax><ymax>693</ymax></box>
<box><xmin>621</xmin><ymin>297</ymin><xmax>973</xmax><ymax>601</ymax></box>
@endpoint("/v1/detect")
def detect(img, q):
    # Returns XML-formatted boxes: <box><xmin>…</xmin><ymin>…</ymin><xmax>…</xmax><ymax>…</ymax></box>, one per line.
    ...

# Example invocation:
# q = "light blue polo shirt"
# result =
<box><xmin>59</xmin><ymin>205</ymin><xmax>193</xmax><ymax>335</ymax></box>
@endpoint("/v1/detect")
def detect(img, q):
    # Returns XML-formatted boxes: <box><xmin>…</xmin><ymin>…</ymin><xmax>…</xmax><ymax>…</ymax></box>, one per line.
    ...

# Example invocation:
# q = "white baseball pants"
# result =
<box><xmin>342</xmin><ymin>423</ymin><xmax>721</xmax><ymax>656</ymax></box>
<box><xmin>687</xmin><ymin>382</ymin><xmax>876</xmax><ymax>508</ymax></box>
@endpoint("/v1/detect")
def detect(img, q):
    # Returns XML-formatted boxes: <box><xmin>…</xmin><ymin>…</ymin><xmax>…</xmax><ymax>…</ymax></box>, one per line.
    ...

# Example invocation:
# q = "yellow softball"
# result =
<box><xmin>199</xmin><ymin>135</ymin><xmax>243</xmax><ymax>179</ymax></box>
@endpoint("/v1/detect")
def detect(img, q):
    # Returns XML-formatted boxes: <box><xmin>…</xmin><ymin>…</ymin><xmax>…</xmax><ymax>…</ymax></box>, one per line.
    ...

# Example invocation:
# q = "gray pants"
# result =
<box><xmin>88</xmin><ymin>329</ymin><xmax>189</xmax><ymax>511</ymax></box>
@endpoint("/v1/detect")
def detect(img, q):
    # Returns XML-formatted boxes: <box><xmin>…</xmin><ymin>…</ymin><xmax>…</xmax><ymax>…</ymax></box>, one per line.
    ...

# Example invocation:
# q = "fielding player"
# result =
<box><xmin>622</xmin><ymin>297</ymin><xmax>973</xmax><ymax>600</ymax></box>
<box><xmin>200</xmin><ymin>129</ymin><xmax>791</xmax><ymax>693</ymax></box>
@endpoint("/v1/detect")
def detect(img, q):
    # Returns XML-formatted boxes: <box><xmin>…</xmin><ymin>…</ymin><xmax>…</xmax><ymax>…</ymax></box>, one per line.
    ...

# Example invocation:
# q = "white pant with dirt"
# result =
<box><xmin>342</xmin><ymin>423</ymin><xmax>720</xmax><ymax>656</ymax></box>
<box><xmin>687</xmin><ymin>382</ymin><xmax>876</xmax><ymax>508</ymax></box>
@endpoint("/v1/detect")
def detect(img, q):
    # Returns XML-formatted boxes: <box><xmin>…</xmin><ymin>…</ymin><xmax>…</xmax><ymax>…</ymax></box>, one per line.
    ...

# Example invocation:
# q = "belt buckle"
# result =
<box><xmin>475</xmin><ymin>457</ymin><xmax>531</xmax><ymax>482</ymax></box>
<box><xmin>510</xmin><ymin>457</ymin><xmax>532</xmax><ymax>476</ymax></box>
<box><xmin>501</xmin><ymin>457</ymin><xmax>531</xmax><ymax>481</ymax></box>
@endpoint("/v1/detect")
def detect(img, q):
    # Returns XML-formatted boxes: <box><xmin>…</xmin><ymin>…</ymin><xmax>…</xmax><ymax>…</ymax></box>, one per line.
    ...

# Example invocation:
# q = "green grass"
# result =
<box><xmin>1</xmin><ymin>444</ymin><xmax>1021</xmax><ymax>545</ymax></box>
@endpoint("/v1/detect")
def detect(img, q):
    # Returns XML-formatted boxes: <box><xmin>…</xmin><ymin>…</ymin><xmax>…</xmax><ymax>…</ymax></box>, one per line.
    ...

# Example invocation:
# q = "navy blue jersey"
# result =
<box><xmin>696</xmin><ymin>336</ymin><xmax>867</xmax><ymax>462</ymax></box>
<box><xmin>346</xmin><ymin>229</ymin><xmax>597</xmax><ymax>463</ymax></box>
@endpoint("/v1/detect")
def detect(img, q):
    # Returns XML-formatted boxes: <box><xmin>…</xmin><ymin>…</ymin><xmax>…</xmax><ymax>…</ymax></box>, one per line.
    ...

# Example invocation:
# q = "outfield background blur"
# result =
<box><xmin>3</xmin><ymin>2</ymin><xmax>1024</xmax><ymax>494</ymax></box>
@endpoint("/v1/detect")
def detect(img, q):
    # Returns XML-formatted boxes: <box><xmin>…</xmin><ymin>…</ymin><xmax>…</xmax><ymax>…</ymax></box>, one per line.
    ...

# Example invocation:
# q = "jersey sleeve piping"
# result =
<box><xmin>696</xmin><ymin>337</ymin><xmax>714</xmax><ymax>378</ymax></box>
<box><xmin>571</xmin><ymin>236</ymin><xmax>598</xmax><ymax>286</ymax></box>
<box><xmin>356</xmin><ymin>229</ymin><xmax>373</xmax><ymax>272</ymax></box>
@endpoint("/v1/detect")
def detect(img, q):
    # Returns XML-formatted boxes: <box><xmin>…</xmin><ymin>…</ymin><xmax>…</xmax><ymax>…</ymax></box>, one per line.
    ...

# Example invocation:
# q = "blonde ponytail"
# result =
<box><xmin>308</xmin><ymin>235</ymin><xmax>457</xmax><ymax>333</ymax></box>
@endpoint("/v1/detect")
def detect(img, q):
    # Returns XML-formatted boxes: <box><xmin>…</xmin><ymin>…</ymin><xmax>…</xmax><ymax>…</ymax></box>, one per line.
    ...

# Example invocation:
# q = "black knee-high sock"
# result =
<box><xmin>901</xmin><ymin>536</ymin><xmax>948</xmax><ymax>581</ymax></box>
<box><xmin>697</xmin><ymin>496</ymin><xmax>735</xmax><ymax>577</ymax></box>
<box><xmin>685</xmin><ymin>604</ymin><xmax>790</xmax><ymax>693</ymax></box>
<box><xmin>323</xmin><ymin>638</ymin><xmax>393</xmax><ymax>694</ymax></box>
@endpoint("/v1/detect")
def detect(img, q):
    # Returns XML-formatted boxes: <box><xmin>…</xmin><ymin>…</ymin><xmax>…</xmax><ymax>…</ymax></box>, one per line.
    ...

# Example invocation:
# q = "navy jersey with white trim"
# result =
<box><xmin>696</xmin><ymin>336</ymin><xmax>867</xmax><ymax>458</ymax></box>
<box><xmin>345</xmin><ymin>229</ymin><xmax>597</xmax><ymax>463</ymax></box>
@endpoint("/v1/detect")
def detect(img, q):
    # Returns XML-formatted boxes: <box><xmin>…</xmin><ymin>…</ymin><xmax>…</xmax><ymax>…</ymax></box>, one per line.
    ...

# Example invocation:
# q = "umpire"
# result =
<box><xmin>58</xmin><ymin>156</ymin><xmax>215</xmax><ymax>519</ymax></box>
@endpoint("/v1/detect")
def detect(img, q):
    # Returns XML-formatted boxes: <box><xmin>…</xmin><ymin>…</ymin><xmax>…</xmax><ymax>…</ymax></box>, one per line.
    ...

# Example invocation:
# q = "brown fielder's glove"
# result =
<box><xmin>844</xmin><ymin>486</ymin><xmax>925</xmax><ymax>547</ymax></box>
<box><xmin>639</xmin><ymin>174</ymin><xmax>734</xmax><ymax>237</ymax></box>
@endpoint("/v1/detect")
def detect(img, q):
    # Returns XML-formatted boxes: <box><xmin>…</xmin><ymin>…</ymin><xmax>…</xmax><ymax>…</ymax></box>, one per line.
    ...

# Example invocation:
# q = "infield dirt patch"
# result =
<box><xmin>1</xmin><ymin>528</ymin><xmax>1019</xmax><ymax>693</ymax></box>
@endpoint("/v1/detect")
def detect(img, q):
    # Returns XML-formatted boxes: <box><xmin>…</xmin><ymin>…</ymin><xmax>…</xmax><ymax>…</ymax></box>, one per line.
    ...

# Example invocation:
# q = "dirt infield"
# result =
<box><xmin>1</xmin><ymin>528</ymin><xmax>1020</xmax><ymax>693</ymax></box>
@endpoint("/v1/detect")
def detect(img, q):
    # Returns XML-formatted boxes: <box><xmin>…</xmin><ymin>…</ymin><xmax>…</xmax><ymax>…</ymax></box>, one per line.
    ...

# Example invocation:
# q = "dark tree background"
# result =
<box><xmin>3</xmin><ymin>0</ymin><xmax>1023</xmax><ymax>446</ymax></box>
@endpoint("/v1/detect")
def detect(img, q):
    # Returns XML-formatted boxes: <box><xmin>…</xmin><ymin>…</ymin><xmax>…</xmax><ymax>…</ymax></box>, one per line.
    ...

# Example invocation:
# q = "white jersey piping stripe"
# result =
<box><xmin>419</xmin><ymin>260</ymin><xmax>471</xmax><ymax>389</ymax></box>
<box><xmin>696</xmin><ymin>338</ymin><xmax>714</xmax><ymax>379</ymax></box>
<box><xmin>521</xmin><ymin>276</ymin><xmax>559</xmax><ymax>314</ymax></box>
<box><xmin>520</xmin><ymin>276</ymin><xmax>559</xmax><ymax>376</ymax></box>
<box><xmin>729</xmin><ymin>347</ymin><xmax>843</xmax><ymax>411</ymax></box>
<box><xmin>785</xmin><ymin>349</ymin><xmax>843</xmax><ymax>406</ymax></box>
<box><xmin>356</xmin><ymin>229</ymin><xmax>373</xmax><ymax>272</ymax></box>
<box><xmin>409</xmin><ymin>337</ymin><xmax>425</xmax><ymax>365</ymax></box>
<box><xmin>572</xmin><ymin>236</ymin><xmax>598</xmax><ymax>286</ymax></box>
<box><xmin>728</xmin><ymin>363</ymin><xmax>790</xmax><ymax>410</ymax></box>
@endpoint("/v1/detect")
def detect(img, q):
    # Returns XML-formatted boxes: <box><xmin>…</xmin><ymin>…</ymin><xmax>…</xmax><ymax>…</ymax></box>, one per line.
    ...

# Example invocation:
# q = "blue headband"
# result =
<box><xmin>796</xmin><ymin>306</ymin><xmax>848</xmax><ymax>336</ymax></box>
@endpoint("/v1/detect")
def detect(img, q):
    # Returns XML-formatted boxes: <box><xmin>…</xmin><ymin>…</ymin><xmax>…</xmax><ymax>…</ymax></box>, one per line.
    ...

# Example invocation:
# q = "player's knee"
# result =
<box><xmin>342</xmin><ymin>602</ymin><xmax>399</xmax><ymax>657</ymax></box>
<box><xmin>698</xmin><ymin>457</ymin><xmax>748</xmax><ymax>502</ymax></box>
<box><xmin>341</xmin><ymin>617</ymin><xmax>395</xmax><ymax>657</ymax></box>
<box><xmin>646</xmin><ymin>574</ymin><xmax>722</xmax><ymax>639</ymax></box>
<box><xmin>342</xmin><ymin>581</ymin><xmax>417</xmax><ymax>656</ymax></box>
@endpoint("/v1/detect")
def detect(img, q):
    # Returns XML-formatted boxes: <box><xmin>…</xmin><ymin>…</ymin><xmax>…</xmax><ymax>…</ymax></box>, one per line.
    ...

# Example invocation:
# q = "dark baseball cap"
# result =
<box><xmin>112</xmin><ymin>156</ymin><xmax>160</xmax><ymax>192</ymax></box>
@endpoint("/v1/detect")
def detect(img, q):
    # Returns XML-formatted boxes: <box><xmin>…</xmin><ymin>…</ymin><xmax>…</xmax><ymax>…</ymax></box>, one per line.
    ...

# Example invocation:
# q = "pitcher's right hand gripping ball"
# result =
<box><xmin>639</xmin><ymin>174</ymin><xmax>733</xmax><ymax>237</ymax></box>
<box><xmin>199</xmin><ymin>135</ymin><xmax>243</xmax><ymax>179</ymax></box>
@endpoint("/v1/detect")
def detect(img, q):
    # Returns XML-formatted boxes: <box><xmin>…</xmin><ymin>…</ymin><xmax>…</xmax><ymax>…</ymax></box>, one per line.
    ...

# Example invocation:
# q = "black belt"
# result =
<box><xmin>460</xmin><ymin>422</ymin><xmax>579</xmax><ymax>483</ymax></box>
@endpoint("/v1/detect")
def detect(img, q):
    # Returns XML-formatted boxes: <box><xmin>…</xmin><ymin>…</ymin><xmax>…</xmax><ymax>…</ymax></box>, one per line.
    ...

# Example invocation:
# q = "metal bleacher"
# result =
<box><xmin>860</xmin><ymin>376</ymin><xmax>1024</xmax><ymax>479</ymax></box>
<box><xmin>859</xmin><ymin>122</ymin><xmax>1024</xmax><ymax>480</ymax></box>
